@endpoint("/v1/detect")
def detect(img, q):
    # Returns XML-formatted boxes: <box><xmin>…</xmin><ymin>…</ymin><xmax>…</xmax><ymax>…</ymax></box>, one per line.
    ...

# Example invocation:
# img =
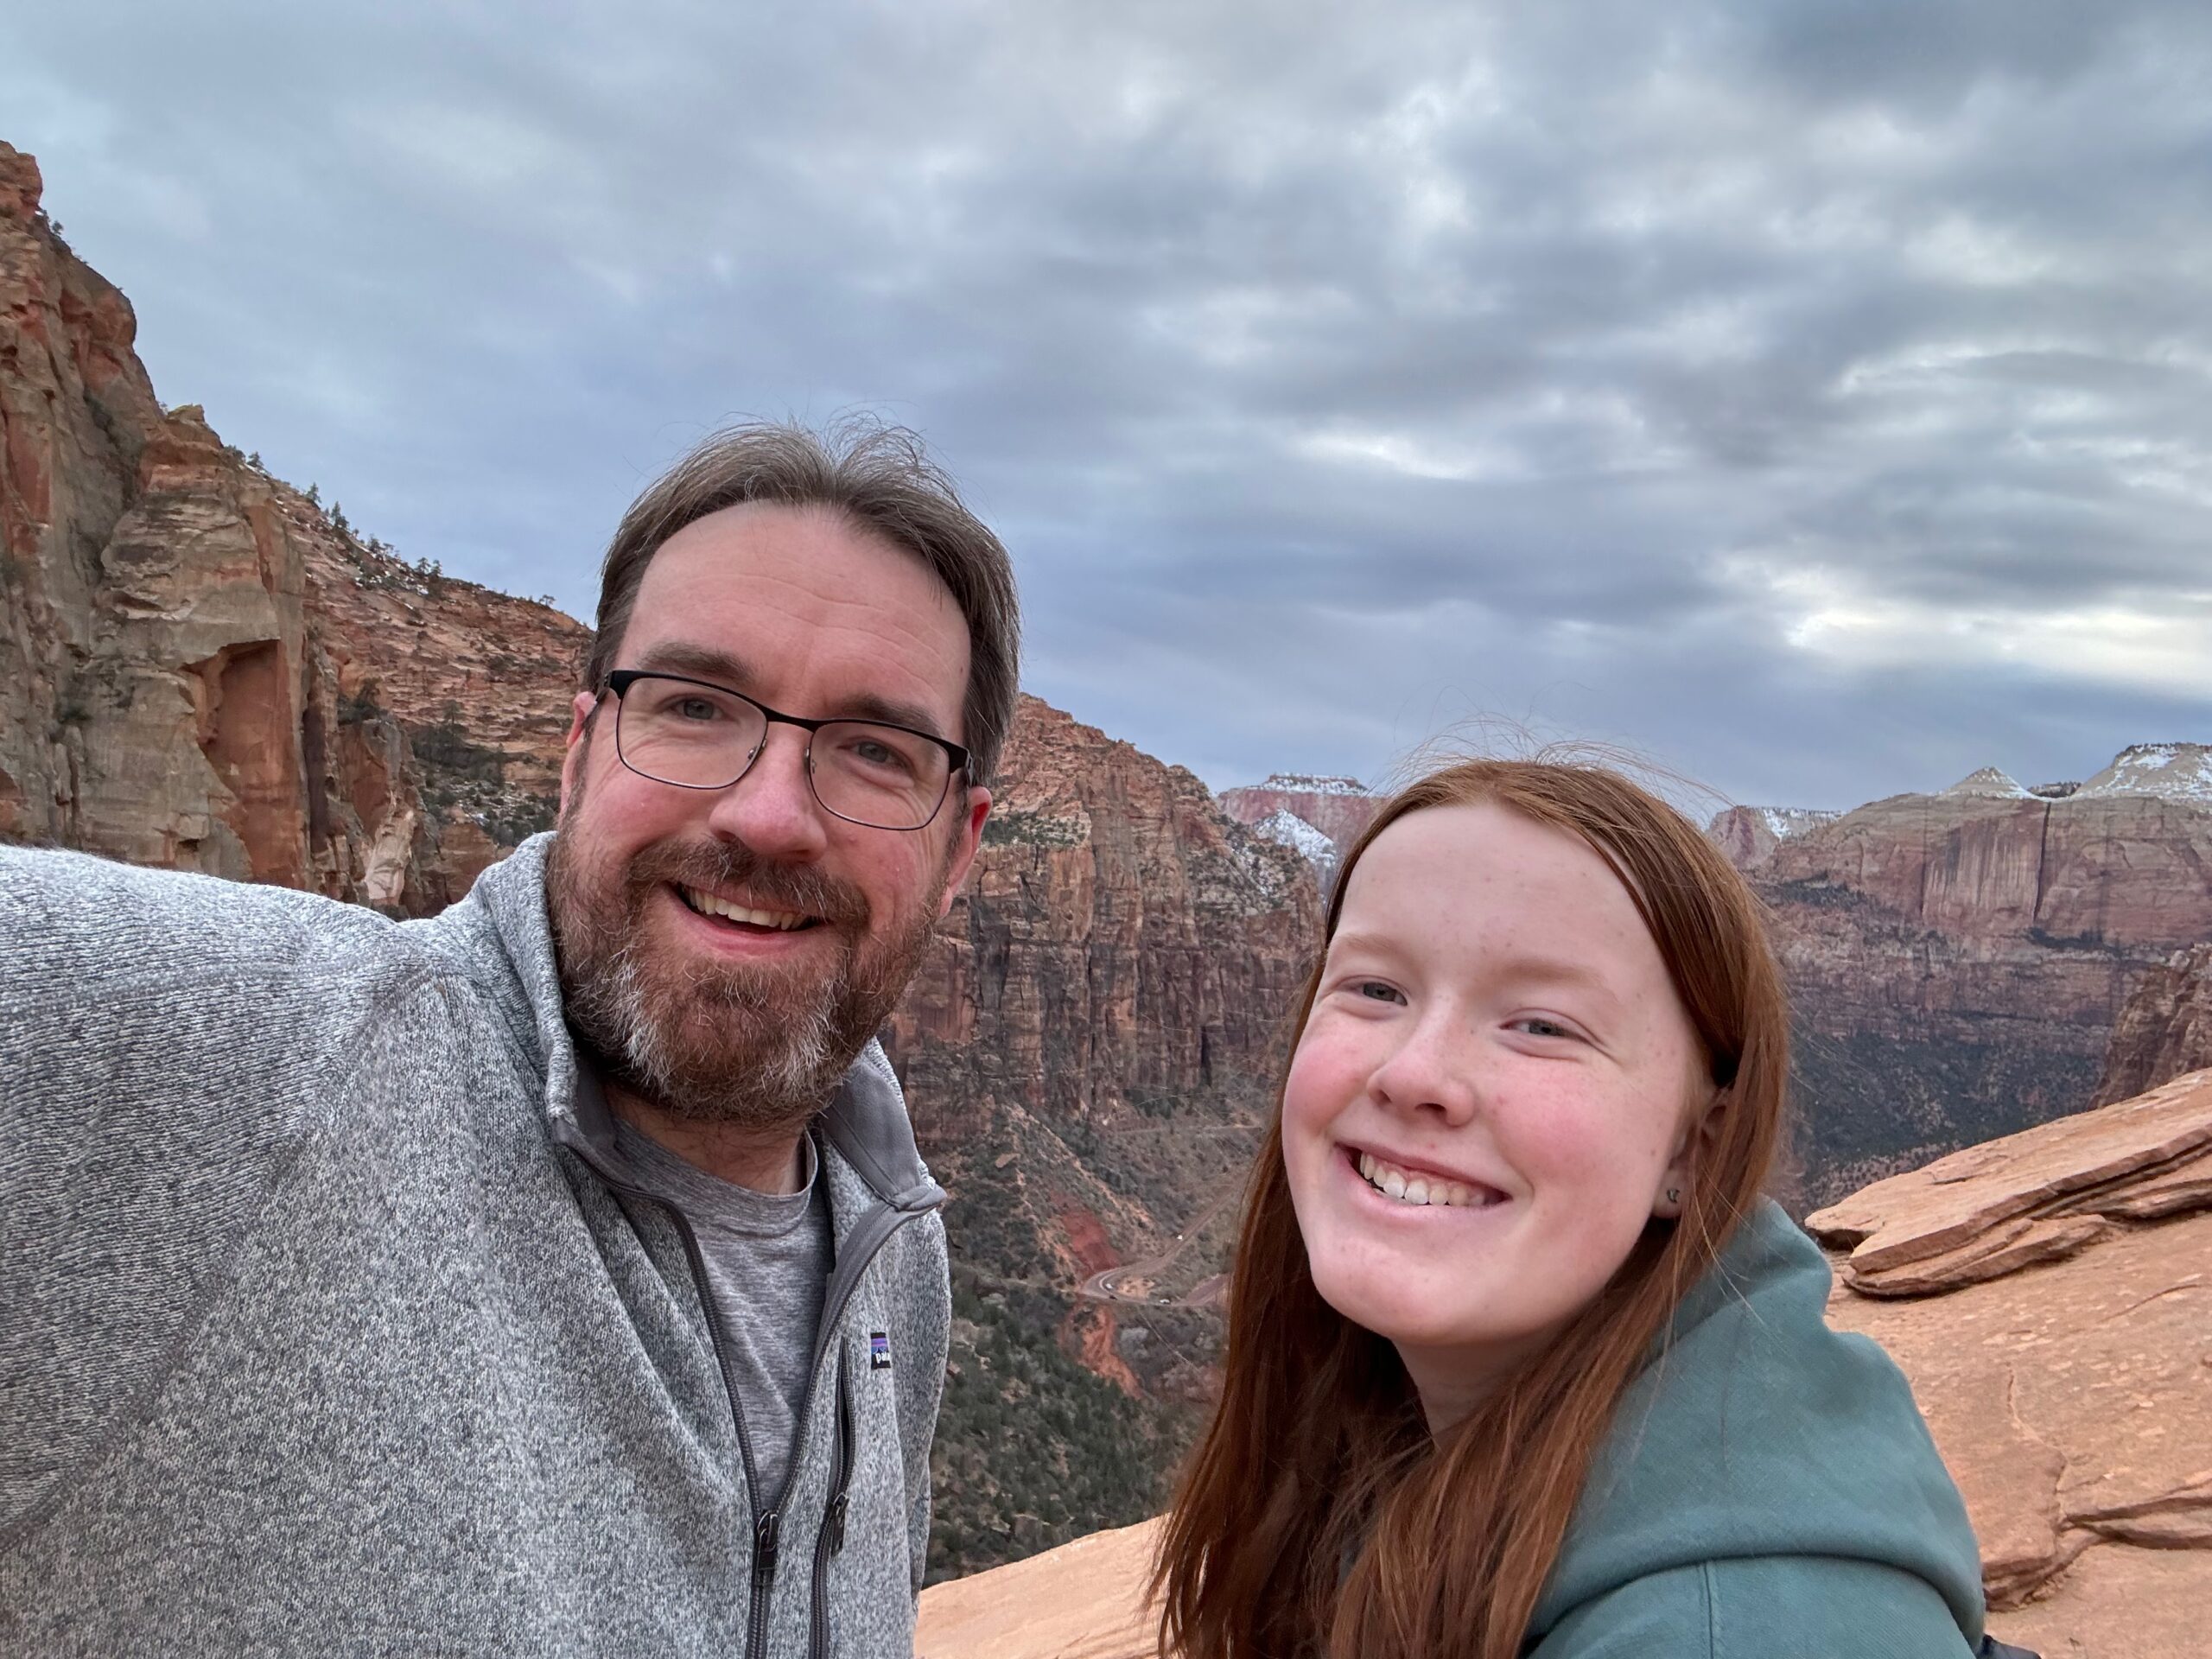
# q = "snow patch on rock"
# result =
<box><xmin>1252</xmin><ymin>808</ymin><xmax>1337</xmax><ymax>865</ymax></box>
<box><xmin>2075</xmin><ymin>743</ymin><xmax>2212</xmax><ymax>806</ymax></box>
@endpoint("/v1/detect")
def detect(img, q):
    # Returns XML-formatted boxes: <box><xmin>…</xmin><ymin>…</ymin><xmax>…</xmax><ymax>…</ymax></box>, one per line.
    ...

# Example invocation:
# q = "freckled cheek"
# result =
<box><xmin>1492</xmin><ymin>1086</ymin><xmax>1645</xmax><ymax>1188</ymax></box>
<box><xmin>1281</xmin><ymin>1027</ymin><xmax>1370</xmax><ymax>1141</ymax></box>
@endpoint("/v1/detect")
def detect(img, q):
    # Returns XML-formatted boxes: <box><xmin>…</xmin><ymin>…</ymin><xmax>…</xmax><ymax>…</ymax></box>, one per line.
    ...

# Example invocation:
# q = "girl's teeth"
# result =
<box><xmin>1356</xmin><ymin>1152</ymin><xmax>1499</xmax><ymax>1211</ymax></box>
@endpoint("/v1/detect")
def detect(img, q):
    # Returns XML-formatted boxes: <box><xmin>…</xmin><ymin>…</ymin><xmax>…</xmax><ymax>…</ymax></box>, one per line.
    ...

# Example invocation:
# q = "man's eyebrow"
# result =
<box><xmin>626</xmin><ymin>640</ymin><xmax>955</xmax><ymax>742</ymax></box>
<box><xmin>631</xmin><ymin>640</ymin><xmax>754</xmax><ymax>687</ymax></box>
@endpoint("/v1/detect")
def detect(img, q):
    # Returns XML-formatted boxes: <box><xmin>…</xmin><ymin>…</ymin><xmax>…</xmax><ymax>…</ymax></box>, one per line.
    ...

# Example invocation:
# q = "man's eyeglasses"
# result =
<box><xmin>601</xmin><ymin>670</ymin><xmax>969</xmax><ymax>832</ymax></box>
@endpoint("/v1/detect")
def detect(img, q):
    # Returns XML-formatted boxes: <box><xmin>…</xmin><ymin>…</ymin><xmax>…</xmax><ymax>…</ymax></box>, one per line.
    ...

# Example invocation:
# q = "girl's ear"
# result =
<box><xmin>1653</xmin><ymin>1086</ymin><xmax>1728</xmax><ymax>1219</ymax></box>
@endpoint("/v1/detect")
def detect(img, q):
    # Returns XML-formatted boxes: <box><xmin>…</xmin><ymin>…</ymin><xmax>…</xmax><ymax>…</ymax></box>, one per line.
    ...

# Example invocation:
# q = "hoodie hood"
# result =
<box><xmin>1527</xmin><ymin>1198</ymin><xmax>1986</xmax><ymax>1646</ymax></box>
<box><xmin>418</xmin><ymin>832</ymin><xmax>944</xmax><ymax>1212</ymax></box>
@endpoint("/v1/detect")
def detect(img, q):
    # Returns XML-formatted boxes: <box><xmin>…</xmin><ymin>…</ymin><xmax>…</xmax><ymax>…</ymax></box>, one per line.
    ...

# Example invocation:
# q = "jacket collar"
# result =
<box><xmin>421</xmin><ymin>832</ymin><xmax>944</xmax><ymax>1214</ymax></box>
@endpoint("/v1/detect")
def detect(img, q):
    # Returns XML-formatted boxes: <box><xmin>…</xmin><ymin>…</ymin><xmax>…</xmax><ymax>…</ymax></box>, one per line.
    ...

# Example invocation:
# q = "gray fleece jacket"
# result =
<box><xmin>0</xmin><ymin>836</ymin><xmax>951</xmax><ymax>1658</ymax></box>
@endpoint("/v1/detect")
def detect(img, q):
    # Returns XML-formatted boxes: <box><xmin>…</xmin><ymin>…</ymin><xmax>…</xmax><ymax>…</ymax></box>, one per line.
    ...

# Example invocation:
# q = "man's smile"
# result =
<box><xmin>675</xmin><ymin>883</ymin><xmax>824</xmax><ymax>932</ymax></box>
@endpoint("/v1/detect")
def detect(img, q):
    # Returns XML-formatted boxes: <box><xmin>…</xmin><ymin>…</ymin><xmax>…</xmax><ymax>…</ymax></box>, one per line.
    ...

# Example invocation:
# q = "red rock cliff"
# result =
<box><xmin>1748</xmin><ymin>757</ymin><xmax>2212</xmax><ymax>1199</ymax></box>
<box><xmin>0</xmin><ymin>141</ymin><xmax>587</xmax><ymax>909</ymax></box>
<box><xmin>1217</xmin><ymin>772</ymin><xmax>1379</xmax><ymax>850</ymax></box>
<box><xmin>2096</xmin><ymin>943</ymin><xmax>2212</xmax><ymax>1108</ymax></box>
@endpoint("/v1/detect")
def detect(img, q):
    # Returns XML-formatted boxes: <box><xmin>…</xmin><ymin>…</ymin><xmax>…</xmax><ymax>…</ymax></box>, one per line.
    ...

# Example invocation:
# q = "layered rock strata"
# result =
<box><xmin>0</xmin><ymin>140</ymin><xmax>586</xmax><ymax>909</ymax></box>
<box><xmin>1745</xmin><ymin>753</ymin><xmax>2212</xmax><ymax>1201</ymax></box>
<box><xmin>888</xmin><ymin>699</ymin><xmax>1325</xmax><ymax>1580</ymax></box>
<box><xmin>1217</xmin><ymin>772</ymin><xmax>1379</xmax><ymax>851</ymax></box>
<box><xmin>1817</xmin><ymin>1075</ymin><xmax>2212</xmax><ymax>1652</ymax></box>
<box><xmin>2097</xmin><ymin>944</ymin><xmax>2212</xmax><ymax>1108</ymax></box>
<box><xmin>1704</xmin><ymin>804</ymin><xmax>1838</xmax><ymax>871</ymax></box>
<box><xmin>1806</xmin><ymin>1070</ymin><xmax>2212</xmax><ymax>1295</ymax></box>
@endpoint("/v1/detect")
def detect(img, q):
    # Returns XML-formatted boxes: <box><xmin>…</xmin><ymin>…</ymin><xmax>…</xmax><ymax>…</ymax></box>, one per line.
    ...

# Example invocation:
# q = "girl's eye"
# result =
<box><xmin>1355</xmin><ymin>981</ymin><xmax>1406</xmax><ymax>1005</ymax></box>
<box><xmin>1516</xmin><ymin>1016</ymin><xmax>1578</xmax><ymax>1040</ymax></box>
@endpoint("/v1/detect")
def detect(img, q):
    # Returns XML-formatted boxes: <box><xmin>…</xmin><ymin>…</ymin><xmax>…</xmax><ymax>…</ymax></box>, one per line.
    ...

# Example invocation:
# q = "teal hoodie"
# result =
<box><xmin>1523</xmin><ymin>1199</ymin><xmax>1987</xmax><ymax>1658</ymax></box>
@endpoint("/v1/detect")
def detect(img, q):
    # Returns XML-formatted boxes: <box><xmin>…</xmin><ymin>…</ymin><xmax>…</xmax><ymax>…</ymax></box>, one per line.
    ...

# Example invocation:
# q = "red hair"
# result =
<box><xmin>1155</xmin><ymin>760</ymin><xmax>1789</xmax><ymax>1658</ymax></box>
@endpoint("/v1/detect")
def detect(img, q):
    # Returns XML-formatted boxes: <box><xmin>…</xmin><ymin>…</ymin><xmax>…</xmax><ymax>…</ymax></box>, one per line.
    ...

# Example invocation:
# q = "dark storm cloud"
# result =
<box><xmin>7</xmin><ymin>0</ymin><xmax>2210</xmax><ymax>810</ymax></box>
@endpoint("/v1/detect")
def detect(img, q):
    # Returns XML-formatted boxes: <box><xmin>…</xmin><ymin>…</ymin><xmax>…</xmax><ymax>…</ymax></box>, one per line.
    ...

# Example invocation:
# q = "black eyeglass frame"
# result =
<box><xmin>600</xmin><ymin>668</ymin><xmax>972</xmax><ymax>832</ymax></box>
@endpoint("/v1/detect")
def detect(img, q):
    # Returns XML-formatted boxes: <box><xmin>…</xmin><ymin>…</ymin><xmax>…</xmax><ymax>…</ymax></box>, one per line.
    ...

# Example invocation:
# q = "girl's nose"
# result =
<box><xmin>1369</xmin><ymin>1015</ymin><xmax>1481</xmax><ymax>1127</ymax></box>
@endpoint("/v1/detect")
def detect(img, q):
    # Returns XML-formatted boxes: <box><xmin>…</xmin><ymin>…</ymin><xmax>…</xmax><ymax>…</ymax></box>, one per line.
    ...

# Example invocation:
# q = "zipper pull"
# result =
<box><xmin>753</xmin><ymin>1509</ymin><xmax>781</xmax><ymax>1581</ymax></box>
<box><xmin>827</xmin><ymin>1491</ymin><xmax>849</xmax><ymax>1555</ymax></box>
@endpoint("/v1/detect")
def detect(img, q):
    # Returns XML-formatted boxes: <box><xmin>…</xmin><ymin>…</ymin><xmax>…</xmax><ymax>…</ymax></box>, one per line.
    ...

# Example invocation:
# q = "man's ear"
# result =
<box><xmin>937</xmin><ymin>785</ymin><xmax>992</xmax><ymax>918</ymax></box>
<box><xmin>1654</xmin><ymin>1086</ymin><xmax>1728</xmax><ymax>1220</ymax></box>
<box><xmin>558</xmin><ymin>691</ymin><xmax>599</xmax><ymax>818</ymax></box>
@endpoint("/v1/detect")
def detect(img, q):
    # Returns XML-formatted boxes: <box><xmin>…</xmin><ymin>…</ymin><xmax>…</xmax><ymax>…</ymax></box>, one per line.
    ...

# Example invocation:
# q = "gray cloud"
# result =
<box><xmin>7</xmin><ymin>0</ymin><xmax>2211</xmax><ymax>811</ymax></box>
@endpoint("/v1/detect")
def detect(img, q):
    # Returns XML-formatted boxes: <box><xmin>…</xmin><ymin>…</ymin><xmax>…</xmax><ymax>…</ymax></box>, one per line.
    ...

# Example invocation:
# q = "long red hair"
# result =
<box><xmin>1155</xmin><ymin>760</ymin><xmax>1789</xmax><ymax>1658</ymax></box>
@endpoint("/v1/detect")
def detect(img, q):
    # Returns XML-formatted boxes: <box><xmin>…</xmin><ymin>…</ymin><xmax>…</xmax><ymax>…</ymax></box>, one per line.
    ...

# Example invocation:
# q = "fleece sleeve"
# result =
<box><xmin>0</xmin><ymin>849</ymin><xmax>384</xmax><ymax>1550</ymax></box>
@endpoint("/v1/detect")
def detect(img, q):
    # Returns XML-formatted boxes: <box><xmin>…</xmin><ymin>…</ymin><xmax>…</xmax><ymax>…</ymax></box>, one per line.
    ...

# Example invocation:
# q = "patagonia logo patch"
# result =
<box><xmin>869</xmin><ymin>1332</ymin><xmax>893</xmax><ymax>1370</ymax></box>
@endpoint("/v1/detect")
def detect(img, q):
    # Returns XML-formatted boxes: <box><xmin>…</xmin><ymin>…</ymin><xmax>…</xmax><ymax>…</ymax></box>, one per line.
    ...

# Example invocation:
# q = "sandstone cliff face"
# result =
<box><xmin>893</xmin><ymin>701</ymin><xmax>1320</xmax><ymax>1145</ymax></box>
<box><xmin>1747</xmin><ymin>758</ymin><xmax>2212</xmax><ymax>1201</ymax></box>
<box><xmin>0</xmin><ymin>141</ymin><xmax>586</xmax><ymax>909</ymax></box>
<box><xmin>1705</xmin><ymin>804</ymin><xmax>1838</xmax><ymax>872</ymax></box>
<box><xmin>2096</xmin><ymin>943</ymin><xmax>2212</xmax><ymax>1107</ymax></box>
<box><xmin>1218</xmin><ymin>772</ymin><xmax>1379</xmax><ymax>852</ymax></box>
<box><xmin>887</xmin><ymin>697</ymin><xmax>1325</xmax><ymax>1580</ymax></box>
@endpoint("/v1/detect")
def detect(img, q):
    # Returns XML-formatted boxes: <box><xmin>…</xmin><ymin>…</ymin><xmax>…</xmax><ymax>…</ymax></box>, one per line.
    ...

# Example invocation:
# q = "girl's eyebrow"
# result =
<box><xmin>1332</xmin><ymin>931</ymin><xmax>1625</xmax><ymax>1010</ymax></box>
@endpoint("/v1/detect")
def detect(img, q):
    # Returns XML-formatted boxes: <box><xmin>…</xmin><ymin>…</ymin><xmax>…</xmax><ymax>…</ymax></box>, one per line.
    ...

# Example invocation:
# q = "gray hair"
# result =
<box><xmin>586</xmin><ymin>417</ymin><xmax>1021</xmax><ymax>782</ymax></box>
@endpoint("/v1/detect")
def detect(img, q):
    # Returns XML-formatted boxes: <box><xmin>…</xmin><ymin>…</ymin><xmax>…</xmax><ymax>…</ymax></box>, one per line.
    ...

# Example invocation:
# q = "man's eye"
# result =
<box><xmin>673</xmin><ymin>697</ymin><xmax>721</xmax><ymax>721</ymax></box>
<box><xmin>842</xmin><ymin>735</ymin><xmax>922</xmax><ymax>777</ymax></box>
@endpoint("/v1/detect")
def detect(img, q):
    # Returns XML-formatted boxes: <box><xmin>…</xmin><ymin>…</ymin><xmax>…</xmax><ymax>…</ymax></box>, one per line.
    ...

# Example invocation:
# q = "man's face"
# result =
<box><xmin>547</xmin><ymin>503</ymin><xmax>990</xmax><ymax>1130</ymax></box>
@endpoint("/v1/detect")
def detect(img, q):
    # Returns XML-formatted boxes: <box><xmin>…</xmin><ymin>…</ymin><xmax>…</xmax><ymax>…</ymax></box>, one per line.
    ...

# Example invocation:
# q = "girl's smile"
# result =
<box><xmin>1281</xmin><ymin>799</ymin><xmax>1714</xmax><ymax>1427</ymax></box>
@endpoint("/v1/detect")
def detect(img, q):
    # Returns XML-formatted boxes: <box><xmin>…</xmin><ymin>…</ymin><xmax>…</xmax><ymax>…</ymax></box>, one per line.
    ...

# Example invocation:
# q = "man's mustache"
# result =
<box><xmin>624</xmin><ymin>836</ymin><xmax>871</xmax><ymax>929</ymax></box>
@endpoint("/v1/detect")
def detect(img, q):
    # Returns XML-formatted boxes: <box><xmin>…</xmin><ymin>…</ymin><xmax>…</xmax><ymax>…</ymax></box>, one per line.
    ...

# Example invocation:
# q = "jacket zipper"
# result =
<box><xmin>605</xmin><ymin>1171</ymin><xmax>931</xmax><ymax>1659</ymax></box>
<box><xmin>807</xmin><ymin>1351</ymin><xmax>855</xmax><ymax>1658</ymax></box>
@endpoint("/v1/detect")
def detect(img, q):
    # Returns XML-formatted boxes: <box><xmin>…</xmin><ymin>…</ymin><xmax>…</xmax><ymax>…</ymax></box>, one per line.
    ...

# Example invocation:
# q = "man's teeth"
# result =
<box><xmin>1357</xmin><ymin>1151</ymin><xmax>1501</xmax><ymax>1210</ymax></box>
<box><xmin>680</xmin><ymin>887</ymin><xmax>811</xmax><ymax>931</ymax></box>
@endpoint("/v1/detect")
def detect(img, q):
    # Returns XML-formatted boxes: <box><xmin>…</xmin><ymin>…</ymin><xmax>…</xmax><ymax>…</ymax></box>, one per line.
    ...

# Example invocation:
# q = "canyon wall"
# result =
<box><xmin>887</xmin><ymin>700</ymin><xmax>1324</xmax><ymax>1580</ymax></box>
<box><xmin>2096</xmin><ymin>943</ymin><xmax>2212</xmax><ymax>1108</ymax></box>
<box><xmin>1217</xmin><ymin>772</ymin><xmax>1381</xmax><ymax>851</ymax></box>
<box><xmin>1738</xmin><ymin>758</ymin><xmax>2212</xmax><ymax>1201</ymax></box>
<box><xmin>0</xmin><ymin>141</ymin><xmax>585</xmax><ymax>908</ymax></box>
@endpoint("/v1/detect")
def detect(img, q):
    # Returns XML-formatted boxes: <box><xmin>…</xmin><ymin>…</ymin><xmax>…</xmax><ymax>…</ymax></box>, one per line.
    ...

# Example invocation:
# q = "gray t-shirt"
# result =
<box><xmin>606</xmin><ymin>1111</ymin><xmax>835</xmax><ymax>1501</ymax></box>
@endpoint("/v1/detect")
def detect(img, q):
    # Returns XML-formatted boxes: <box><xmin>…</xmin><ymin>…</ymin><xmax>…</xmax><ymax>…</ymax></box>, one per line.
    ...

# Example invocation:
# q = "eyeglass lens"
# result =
<box><xmin>615</xmin><ymin>676</ymin><xmax>951</xmax><ymax>830</ymax></box>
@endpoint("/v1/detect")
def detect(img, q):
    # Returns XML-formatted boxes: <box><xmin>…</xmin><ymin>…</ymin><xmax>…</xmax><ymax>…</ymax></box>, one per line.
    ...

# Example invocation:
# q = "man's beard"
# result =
<box><xmin>546</xmin><ymin>823</ymin><xmax>944</xmax><ymax>1134</ymax></box>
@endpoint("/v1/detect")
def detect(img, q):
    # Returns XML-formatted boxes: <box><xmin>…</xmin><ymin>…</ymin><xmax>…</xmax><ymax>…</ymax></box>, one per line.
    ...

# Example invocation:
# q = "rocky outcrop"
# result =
<box><xmin>2096</xmin><ymin>944</ymin><xmax>2212</xmax><ymax>1107</ymax></box>
<box><xmin>1751</xmin><ymin>752</ymin><xmax>2212</xmax><ymax>1202</ymax></box>
<box><xmin>1218</xmin><ymin>773</ymin><xmax>1379</xmax><ymax>851</ymax></box>
<box><xmin>918</xmin><ymin>1518</ymin><xmax>1159</xmax><ymax>1659</ymax></box>
<box><xmin>1219</xmin><ymin>773</ymin><xmax>1381</xmax><ymax>895</ymax></box>
<box><xmin>891</xmin><ymin>699</ymin><xmax>1320</xmax><ymax>1148</ymax></box>
<box><xmin>0</xmin><ymin>140</ymin><xmax>587</xmax><ymax>909</ymax></box>
<box><xmin>1816</xmin><ymin>1075</ymin><xmax>2212</xmax><ymax>1651</ymax></box>
<box><xmin>1706</xmin><ymin>804</ymin><xmax>1838</xmax><ymax>871</ymax></box>
<box><xmin>1806</xmin><ymin>1069</ymin><xmax>2212</xmax><ymax>1296</ymax></box>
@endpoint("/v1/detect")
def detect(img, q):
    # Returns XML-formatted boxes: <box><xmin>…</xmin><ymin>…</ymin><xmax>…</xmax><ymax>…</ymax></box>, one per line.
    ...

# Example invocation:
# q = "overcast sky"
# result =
<box><xmin>9</xmin><ymin>1</ymin><xmax>2211</xmax><ymax>809</ymax></box>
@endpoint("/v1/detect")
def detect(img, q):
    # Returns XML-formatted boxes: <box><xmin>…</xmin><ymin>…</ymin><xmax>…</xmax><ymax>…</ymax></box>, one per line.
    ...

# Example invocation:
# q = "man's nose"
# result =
<box><xmin>1369</xmin><ymin>1013</ymin><xmax>1481</xmax><ymax>1127</ymax></box>
<box><xmin>703</xmin><ymin>724</ymin><xmax>831</xmax><ymax>859</ymax></box>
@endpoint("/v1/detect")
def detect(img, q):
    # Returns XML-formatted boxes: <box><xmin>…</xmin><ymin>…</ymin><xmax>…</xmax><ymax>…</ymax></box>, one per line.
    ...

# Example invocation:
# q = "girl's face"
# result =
<box><xmin>1281</xmin><ymin>800</ymin><xmax>1712</xmax><ymax>1428</ymax></box>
